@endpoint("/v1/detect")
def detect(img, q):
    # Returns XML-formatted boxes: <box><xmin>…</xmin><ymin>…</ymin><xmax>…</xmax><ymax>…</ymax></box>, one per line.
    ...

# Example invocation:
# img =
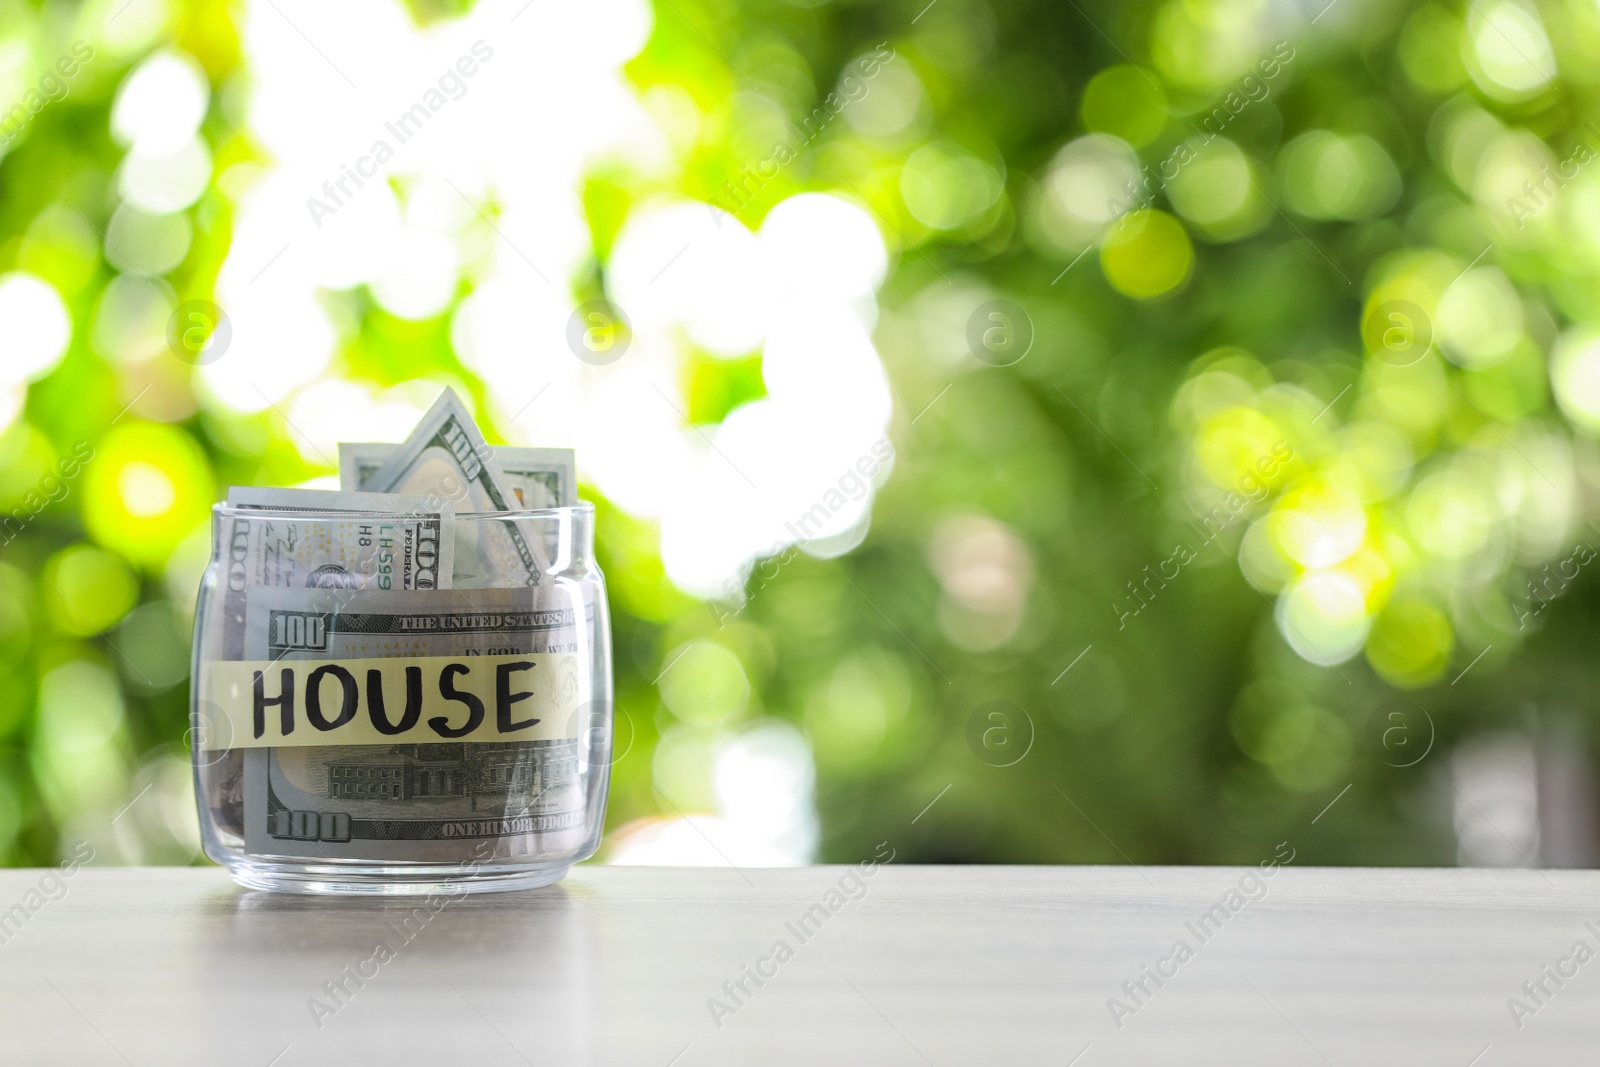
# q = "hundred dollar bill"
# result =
<box><xmin>342</xmin><ymin>443</ymin><xmax>577</xmax><ymax>507</ymax></box>
<box><xmin>358</xmin><ymin>389</ymin><xmax>552</xmax><ymax>587</ymax></box>
<box><xmin>202</xmin><ymin>490</ymin><xmax>455</xmax><ymax>838</ymax></box>
<box><xmin>490</xmin><ymin>446</ymin><xmax>577</xmax><ymax>509</ymax></box>
<box><xmin>339</xmin><ymin>443</ymin><xmax>392</xmax><ymax>494</ymax></box>
<box><xmin>237</xmin><ymin>585</ymin><xmax>595</xmax><ymax>863</ymax></box>
<box><xmin>214</xmin><ymin>490</ymin><xmax>454</xmax><ymax>660</ymax></box>
<box><xmin>343</xmin><ymin>442</ymin><xmax>576</xmax><ymax>566</ymax></box>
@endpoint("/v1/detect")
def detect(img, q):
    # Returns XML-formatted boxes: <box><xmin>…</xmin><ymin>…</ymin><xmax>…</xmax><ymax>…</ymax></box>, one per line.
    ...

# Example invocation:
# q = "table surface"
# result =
<box><xmin>0</xmin><ymin>863</ymin><xmax>1594</xmax><ymax>1065</ymax></box>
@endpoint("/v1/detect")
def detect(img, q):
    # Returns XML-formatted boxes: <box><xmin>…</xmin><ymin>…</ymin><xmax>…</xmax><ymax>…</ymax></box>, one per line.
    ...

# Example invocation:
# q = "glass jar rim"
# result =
<box><xmin>211</xmin><ymin>501</ymin><xmax>594</xmax><ymax>520</ymax></box>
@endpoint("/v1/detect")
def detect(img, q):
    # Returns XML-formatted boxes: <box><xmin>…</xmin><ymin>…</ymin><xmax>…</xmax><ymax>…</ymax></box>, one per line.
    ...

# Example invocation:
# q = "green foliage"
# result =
<box><xmin>2</xmin><ymin>0</ymin><xmax>1598</xmax><ymax>870</ymax></box>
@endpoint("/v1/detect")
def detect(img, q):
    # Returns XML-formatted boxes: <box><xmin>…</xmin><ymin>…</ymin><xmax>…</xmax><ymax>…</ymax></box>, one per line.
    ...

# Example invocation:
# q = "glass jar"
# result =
<box><xmin>190</xmin><ymin>505</ymin><xmax>612</xmax><ymax>894</ymax></box>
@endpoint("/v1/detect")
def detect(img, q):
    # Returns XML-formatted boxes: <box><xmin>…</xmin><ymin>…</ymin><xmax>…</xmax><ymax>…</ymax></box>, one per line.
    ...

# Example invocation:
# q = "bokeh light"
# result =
<box><xmin>82</xmin><ymin>423</ymin><xmax>213</xmax><ymax>567</ymax></box>
<box><xmin>1079</xmin><ymin>65</ymin><xmax>1167</xmax><ymax>149</ymax></box>
<box><xmin>1</xmin><ymin>0</ymin><xmax>1599</xmax><ymax>874</ymax></box>
<box><xmin>0</xmin><ymin>272</ymin><xmax>71</xmax><ymax>389</ymax></box>
<box><xmin>1099</xmin><ymin>208</ymin><xmax>1192</xmax><ymax>298</ymax></box>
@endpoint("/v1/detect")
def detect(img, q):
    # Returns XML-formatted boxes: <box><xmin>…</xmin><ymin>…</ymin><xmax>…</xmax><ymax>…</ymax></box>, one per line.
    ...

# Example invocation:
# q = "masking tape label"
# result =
<box><xmin>196</xmin><ymin>653</ymin><xmax>583</xmax><ymax>749</ymax></box>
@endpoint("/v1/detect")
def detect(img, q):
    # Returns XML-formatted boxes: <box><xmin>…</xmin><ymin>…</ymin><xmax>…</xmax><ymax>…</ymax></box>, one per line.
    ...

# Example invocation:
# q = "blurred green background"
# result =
<box><xmin>1</xmin><ymin>0</ymin><xmax>1597</xmax><ymax>869</ymax></box>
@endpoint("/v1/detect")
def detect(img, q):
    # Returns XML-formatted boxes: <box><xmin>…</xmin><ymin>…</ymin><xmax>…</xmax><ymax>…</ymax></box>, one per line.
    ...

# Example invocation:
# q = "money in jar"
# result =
<box><xmin>190</xmin><ymin>391</ymin><xmax>611</xmax><ymax>894</ymax></box>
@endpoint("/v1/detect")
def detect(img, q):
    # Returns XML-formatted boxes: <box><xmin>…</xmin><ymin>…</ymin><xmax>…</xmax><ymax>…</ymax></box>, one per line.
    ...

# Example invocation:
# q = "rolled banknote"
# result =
<box><xmin>215</xmin><ymin>489</ymin><xmax>454</xmax><ymax>659</ymax></box>
<box><xmin>342</xmin><ymin>442</ymin><xmax>576</xmax><ymax>565</ymax></box>
<box><xmin>490</xmin><ymin>446</ymin><xmax>577</xmax><ymax>510</ymax></box>
<box><xmin>340</xmin><ymin>443</ymin><xmax>577</xmax><ymax>509</ymax></box>
<box><xmin>224</xmin><ymin>585</ymin><xmax>594</xmax><ymax>863</ymax></box>
<box><xmin>358</xmin><ymin>388</ymin><xmax>552</xmax><ymax>587</ymax></box>
<box><xmin>201</xmin><ymin>490</ymin><xmax>456</xmax><ymax>839</ymax></box>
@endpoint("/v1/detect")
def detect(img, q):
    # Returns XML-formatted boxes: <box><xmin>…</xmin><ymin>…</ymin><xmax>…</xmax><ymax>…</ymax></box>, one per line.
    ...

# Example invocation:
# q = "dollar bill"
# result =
<box><xmin>240</xmin><ymin>585</ymin><xmax>594</xmax><ymax>862</ymax></box>
<box><xmin>358</xmin><ymin>389</ymin><xmax>551</xmax><ymax>587</ymax></box>
<box><xmin>339</xmin><ymin>443</ymin><xmax>399</xmax><ymax>495</ymax></box>
<box><xmin>202</xmin><ymin>491</ymin><xmax>455</xmax><ymax>839</ymax></box>
<box><xmin>343</xmin><ymin>442</ymin><xmax>576</xmax><ymax>566</ymax></box>
<box><xmin>341</xmin><ymin>443</ymin><xmax>577</xmax><ymax>508</ymax></box>
<box><xmin>214</xmin><ymin>492</ymin><xmax>454</xmax><ymax>660</ymax></box>
<box><xmin>495</xmin><ymin>447</ymin><xmax>577</xmax><ymax>509</ymax></box>
<box><xmin>470</xmin><ymin>447</ymin><xmax>576</xmax><ymax>567</ymax></box>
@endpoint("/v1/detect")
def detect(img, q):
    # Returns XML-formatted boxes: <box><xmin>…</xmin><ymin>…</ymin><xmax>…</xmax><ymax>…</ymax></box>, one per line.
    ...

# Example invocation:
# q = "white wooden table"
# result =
<box><xmin>0</xmin><ymin>864</ymin><xmax>1594</xmax><ymax>1065</ymax></box>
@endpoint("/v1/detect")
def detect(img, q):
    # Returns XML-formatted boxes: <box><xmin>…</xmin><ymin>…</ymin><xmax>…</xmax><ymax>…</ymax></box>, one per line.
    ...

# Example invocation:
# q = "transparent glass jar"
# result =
<box><xmin>191</xmin><ymin>505</ymin><xmax>612</xmax><ymax>894</ymax></box>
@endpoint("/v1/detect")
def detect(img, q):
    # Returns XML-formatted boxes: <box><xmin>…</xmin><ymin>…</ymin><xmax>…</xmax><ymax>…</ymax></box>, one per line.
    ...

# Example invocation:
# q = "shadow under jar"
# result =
<box><xmin>191</xmin><ymin>505</ymin><xmax>613</xmax><ymax>894</ymax></box>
